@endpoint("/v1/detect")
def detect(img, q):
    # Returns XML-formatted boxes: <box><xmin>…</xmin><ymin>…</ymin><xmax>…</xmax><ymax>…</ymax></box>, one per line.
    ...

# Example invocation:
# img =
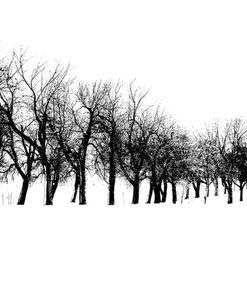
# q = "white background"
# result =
<box><xmin>1</xmin><ymin>0</ymin><xmax>247</xmax><ymax>301</ymax></box>
<box><xmin>1</xmin><ymin>0</ymin><xmax>247</xmax><ymax>128</ymax></box>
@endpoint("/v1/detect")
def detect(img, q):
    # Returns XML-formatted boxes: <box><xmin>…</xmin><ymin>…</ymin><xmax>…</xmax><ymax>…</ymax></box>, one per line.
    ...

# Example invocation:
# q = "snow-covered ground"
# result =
<box><xmin>0</xmin><ymin>178</ymin><xmax>247</xmax><ymax>302</ymax></box>
<box><xmin>1</xmin><ymin>175</ymin><xmax>246</xmax><ymax>206</ymax></box>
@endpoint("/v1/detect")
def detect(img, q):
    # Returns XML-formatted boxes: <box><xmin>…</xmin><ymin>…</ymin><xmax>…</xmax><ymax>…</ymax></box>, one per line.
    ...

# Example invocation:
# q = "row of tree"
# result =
<box><xmin>0</xmin><ymin>51</ymin><xmax>246</xmax><ymax>205</ymax></box>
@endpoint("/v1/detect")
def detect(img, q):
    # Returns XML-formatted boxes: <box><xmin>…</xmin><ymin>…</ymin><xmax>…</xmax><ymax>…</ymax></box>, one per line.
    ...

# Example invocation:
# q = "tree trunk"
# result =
<box><xmin>161</xmin><ymin>179</ymin><xmax>167</xmax><ymax>203</ymax></box>
<box><xmin>17</xmin><ymin>177</ymin><xmax>29</xmax><ymax>205</ymax></box>
<box><xmin>146</xmin><ymin>179</ymin><xmax>153</xmax><ymax>204</ymax></box>
<box><xmin>195</xmin><ymin>188</ymin><xmax>200</xmax><ymax>198</ymax></box>
<box><xmin>206</xmin><ymin>181</ymin><xmax>210</xmax><ymax>198</ymax></box>
<box><xmin>227</xmin><ymin>184</ymin><xmax>233</xmax><ymax>204</ymax></box>
<box><xmin>108</xmin><ymin>146</ymin><xmax>116</xmax><ymax>205</ymax></box>
<box><xmin>79</xmin><ymin>155</ymin><xmax>87</xmax><ymax>205</ymax></box>
<box><xmin>45</xmin><ymin>179</ymin><xmax>54</xmax><ymax>205</ymax></box>
<box><xmin>240</xmin><ymin>184</ymin><xmax>244</xmax><ymax>201</ymax></box>
<box><xmin>153</xmin><ymin>184</ymin><xmax>161</xmax><ymax>204</ymax></box>
<box><xmin>44</xmin><ymin>164</ymin><xmax>60</xmax><ymax>205</ymax></box>
<box><xmin>71</xmin><ymin>173</ymin><xmax>79</xmax><ymax>203</ymax></box>
<box><xmin>152</xmin><ymin>169</ymin><xmax>160</xmax><ymax>204</ymax></box>
<box><xmin>79</xmin><ymin>171</ymin><xmax>86</xmax><ymax>205</ymax></box>
<box><xmin>51</xmin><ymin>177</ymin><xmax>59</xmax><ymax>201</ymax></box>
<box><xmin>132</xmin><ymin>175</ymin><xmax>140</xmax><ymax>204</ymax></box>
<box><xmin>185</xmin><ymin>184</ymin><xmax>190</xmax><ymax>200</ymax></box>
<box><xmin>221</xmin><ymin>178</ymin><xmax>227</xmax><ymax>194</ymax></box>
<box><xmin>45</xmin><ymin>166</ymin><xmax>54</xmax><ymax>205</ymax></box>
<box><xmin>204</xmin><ymin>181</ymin><xmax>209</xmax><ymax>204</ymax></box>
<box><xmin>214</xmin><ymin>178</ymin><xmax>219</xmax><ymax>196</ymax></box>
<box><xmin>171</xmin><ymin>181</ymin><xmax>177</xmax><ymax>204</ymax></box>
<box><xmin>193</xmin><ymin>180</ymin><xmax>201</xmax><ymax>198</ymax></box>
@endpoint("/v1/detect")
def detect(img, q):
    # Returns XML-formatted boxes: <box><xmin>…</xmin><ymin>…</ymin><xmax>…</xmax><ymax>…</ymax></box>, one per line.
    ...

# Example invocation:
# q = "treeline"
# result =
<box><xmin>0</xmin><ymin>51</ymin><xmax>246</xmax><ymax>205</ymax></box>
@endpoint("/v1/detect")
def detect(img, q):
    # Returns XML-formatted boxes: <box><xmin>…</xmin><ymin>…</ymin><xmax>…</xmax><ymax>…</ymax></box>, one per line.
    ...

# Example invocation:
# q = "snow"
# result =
<box><xmin>0</xmin><ymin>179</ymin><xmax>247</xmax><ymax>302</ymax></box>
<box><xmin>1</xmin><ymin>175</ymin><xmax>246</xmax><ymax>206</ymax></box>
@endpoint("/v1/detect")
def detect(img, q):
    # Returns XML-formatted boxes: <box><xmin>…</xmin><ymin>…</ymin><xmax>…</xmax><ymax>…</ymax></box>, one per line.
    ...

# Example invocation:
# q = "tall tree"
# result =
<box><xmin>207</xmin><ymin>121</ymin><xmax>235</xmax><ymax>204</ymax></box>
<box><xmin>116</xmin><ymin>83</ymin><xmax>154</xmax><ymax>204</ymax></box>
<box><xmin>0</xmin><ymin>51</ymin><xmax>71</xmax><ymax>205</ymax></box>
<box><xmin>51</xmin><ymin>81</ymin><xmax>109</xmax><ymax>204</ymax></box>
<box><xmin>93</xmin><ymin>82</ymin><xmax>123</xmax><ymax>205</ymax></box>
<box><xmin>145</xmin><ymin>112</ymin><xmax>175</xmax><ymax>204</ymax></box>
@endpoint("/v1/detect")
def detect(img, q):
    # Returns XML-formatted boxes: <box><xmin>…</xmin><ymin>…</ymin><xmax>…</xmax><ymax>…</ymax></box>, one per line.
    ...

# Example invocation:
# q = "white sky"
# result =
<box><xmin>1</xmin><ymin>0</ymin><xmax>247</xmax><ymax>129</ymax></box>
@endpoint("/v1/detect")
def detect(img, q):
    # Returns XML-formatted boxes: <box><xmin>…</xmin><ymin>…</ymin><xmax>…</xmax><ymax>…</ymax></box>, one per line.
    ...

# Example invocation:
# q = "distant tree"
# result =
<box><xmin>166</xmin><ymin>130</ymin><xmax>190</xmax><ymax>204</ymax></box>
<box><xmin>211</xmin><ymin>121</ymin><xmax>235</xmax><ymax>204</ymax></box>
<box><xmin>145</xmin><ymin>114</ymin><xmax>175</xmax><ymax>204</ymax></box>
<box><xmin>189</xmin><ymin>134</ymin><xmax>218</xmax><ymax>203</ymax></box>
<box><xmin>228</xmin><ymin>118</ymin><xmax>247</xmax><ymax>201</ymax></box>
<box><xmin>186</xmin><ymin>144</ymin><xmax>203</xmax><ymax>199</ymax></box>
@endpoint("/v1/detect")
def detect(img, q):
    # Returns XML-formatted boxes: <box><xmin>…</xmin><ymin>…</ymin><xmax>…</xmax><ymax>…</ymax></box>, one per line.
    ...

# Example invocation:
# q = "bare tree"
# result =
<box><xmin>188</xmin><ymin>133</ymin><xmax>218</xmax><ymax>203</ymax></box>
<box><xmin>228</xmin><ymin>118</ymin><xmax>247</xmax><ymax>201</ymax></box>
<box><xmin>166</xmin><ymin>130</ymin><xmax>190</xmax><ymax>204</ymax></box>
<box><xmin>116</xmin><ymin>83</ymin><xmax>155</xmax><ymax>204</ymax></box>
<box><xmin>93</xmin><ymin>82</ymin><xmax>123</xmax><ymax>205</ymax></box>
<box><xmin>0</xmin><ymin>51</ymin><xmax>71</xmax><ymax>205</ymax></box>
<box><xmin>208</xmin><ymin>121</ymin><xmax>235</xmax><ymax>204</ymax></box>
<box><xmin>145</xmin><ymin>112</ymin><xmax>175</xmax><ymax>204</ymax></box>
<box><xmin>51</xmin><ymin>81</ymin><xmax>109</xmax><ymax>205</ymax></box>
